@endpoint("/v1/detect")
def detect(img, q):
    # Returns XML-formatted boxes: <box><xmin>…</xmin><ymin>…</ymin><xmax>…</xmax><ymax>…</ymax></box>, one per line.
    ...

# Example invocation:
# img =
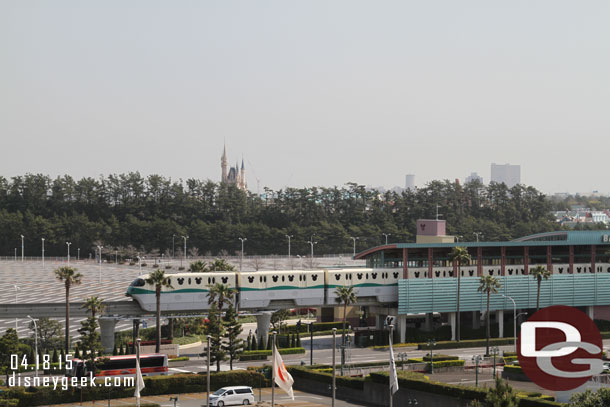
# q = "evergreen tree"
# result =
<box><xmin>0</xmin><ymin>329</ymin><xmax>19</xmax><ymax>383</ymax></box>
<box><xmin>119</xmin><ymin>343</ymin><xmax>125</xmax><ymax>355</ymax></box>
<box><xmin>206</xmin><ymin>303</ymin><xmax>226</xmax><ymax>371</ymax></box>
<box><xmin>112</xmin><ymin>344</ymin><xmax>118</xmax><ymax>355</ymax></box>
<box><xmin>247</xmin><ymin>334</ymin><xmax>252</xmax><ymax>351</ymax></box>
<box><xmin>296</xmin><ymin>333</ymin><xmax>302</xmax><ymax>348</ymax></box>
<box><xmin>52</xmin><ymin>349</ymin><xmax>59</xmax><ymax>363</ymax></box>
<box><xmin>267</xmin><ymin>336</ymin><xmax>272</xmax><ymax>350</ymax></box>
<box><xmin>485</xmin><ymin>378</ymin><xmax>519</xmax><ymax>407</ymax></box>
<box><xmin>60</xmin><ymin>349</ymin><xmax>66</xmax><ymax>364</ymax></box>
<box><xmin>251</xmin><ymin>335</ymin><xmax>258</xmax><ymax>351</ymax></box>
<box><xmin>74</xmin><ymin>346</ymin><xmax>81</xmax><ymax>359</ymax></box>
<box><xmin>222</xmin><ymin>304</ymin><xmax>244</xmax><ymax>370</ymax></box>
<box><xmin>77</xmin><ymin>316</ymin><xmax>103</xmax><ymax>373</ymax></box>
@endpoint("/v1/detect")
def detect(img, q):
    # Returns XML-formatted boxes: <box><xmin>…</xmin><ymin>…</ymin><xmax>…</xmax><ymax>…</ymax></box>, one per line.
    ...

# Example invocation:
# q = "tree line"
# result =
<box><xmin>0</xmin><ymin>173</ymin><xmax>558</xmax><ymax>258</ymax></box>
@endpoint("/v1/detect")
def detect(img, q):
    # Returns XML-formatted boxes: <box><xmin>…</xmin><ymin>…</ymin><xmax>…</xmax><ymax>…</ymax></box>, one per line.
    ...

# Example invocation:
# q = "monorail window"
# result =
<box><xmin>188</xmin><ymin>278</ymin><xmax>191</xmax><ymax>284</ymax></box>
<box><xmin>130</xmin><ymin>279</ymin><xmax>146</xmax><ymax>287</ymax></box>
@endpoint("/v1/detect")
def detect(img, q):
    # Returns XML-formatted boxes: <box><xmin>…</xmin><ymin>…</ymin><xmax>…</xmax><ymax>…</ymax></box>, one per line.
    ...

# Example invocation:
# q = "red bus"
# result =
<box><xmin>68</xmin><ymin>354</ymin><xmax>168</xmax><ymax>378</ymax></box>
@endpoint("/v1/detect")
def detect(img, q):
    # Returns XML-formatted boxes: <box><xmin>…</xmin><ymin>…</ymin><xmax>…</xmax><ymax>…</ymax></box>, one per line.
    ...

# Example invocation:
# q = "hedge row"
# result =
<box><xmin>286</xmin><ymin>321</ymin><xmax>350</xmax><ymax>333</ymax></box>
<box><xmin>239</xmin><ymin>347</ymin><xmax>306</xmax><ymax>361</ymax></box>
<box><xmin>0</xmin><ymin>371</ymin><xmax>268</xmax><ymax>406</ymax></box>
<box><xmin>422</xmin><ymin>354</ymin><xmax>459</xmax><ymax>362</ymax></box>
<box><xmin>416</xmin><ymin>337</ymin><xmax>515</xmax><ymax>350</ymax></box>
<box><xmin>287</xmin><ymin>366</ymin><xmax>364</xmax><ymax>390</ymax></box>
<box><xmin>369</xmin><ymin>371</ymin><xmax>561</xmax><ymax>407</ymax></box>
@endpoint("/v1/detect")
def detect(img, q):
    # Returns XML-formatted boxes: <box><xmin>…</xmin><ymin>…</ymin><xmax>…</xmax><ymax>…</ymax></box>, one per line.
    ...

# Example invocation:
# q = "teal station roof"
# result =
<box><xmin>355</xmin><ymin>231</ymin><xmax>610</xmax><ymax>259</ymax></box>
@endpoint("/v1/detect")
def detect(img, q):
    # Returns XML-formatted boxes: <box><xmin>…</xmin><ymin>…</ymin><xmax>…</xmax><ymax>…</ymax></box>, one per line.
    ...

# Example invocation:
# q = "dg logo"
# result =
<box><xmin>517</xmin><ymin>305</ymin><xmax>603</xmax><ymax>391</ymax></box>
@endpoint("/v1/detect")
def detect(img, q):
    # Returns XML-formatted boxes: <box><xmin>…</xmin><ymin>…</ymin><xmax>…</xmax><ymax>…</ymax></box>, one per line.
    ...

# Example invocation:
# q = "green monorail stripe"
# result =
<box><xmin>326</xmin><ymin>283</ymin><xmax>398</xmax><ymax>289</ymax></box>
<box><xmin>129</xmin><ymin>288</ymin><xmax>209</xmax><ymax>295</ymax></box>
<box><xmin>239</xmin><ymin>285</ymin><xmax>326</xmax><ymax>291</ymax></box>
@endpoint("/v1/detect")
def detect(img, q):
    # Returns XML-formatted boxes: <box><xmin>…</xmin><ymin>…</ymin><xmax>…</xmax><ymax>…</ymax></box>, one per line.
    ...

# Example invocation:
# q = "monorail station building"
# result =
<box><xmin>354</xmin><ymin>219</ymin><xmax>610</xmax><ymax>343</ymax></box>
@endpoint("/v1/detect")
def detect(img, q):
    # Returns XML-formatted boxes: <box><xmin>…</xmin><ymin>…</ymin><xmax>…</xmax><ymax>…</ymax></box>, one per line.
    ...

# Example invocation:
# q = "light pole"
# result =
<box><xmin>239</xmin><ymin>237</ymin><xmax>247</xmax><ymax>271</ymax></box>
<box><xmin>41</xmin><ymin>238</ymin><xmax>45</xmax><ymax>269</ymax></box>
<box><xmin>115</xmin><ymin>250</ymin><xmax>118</xmax><ymax>264</ymax></box>
<box><xmin>206</xmin><ymin>336</ymin><xmax>211</xmax><ymax>407</ymax></box>
<box><xmin>181</xmin><ymin>235</ymin><xmax>188</xmax><ymax>268</ymax></box>
<box><xmin>14</xmin><ymin>248</ymin><xmax>16</xmax><ymax>261</ymax></box>
<box><xmin>491</xmin><ymin>346</ymin><xmax>499</xmax><ymax>378</ymax></box>
<box><xmin>455</xmin><ymin>235</ymin><xmax>464</xmax><ymax>242</ymax></box>
<box><xmin>383</xmin><ymin>233</ymin><xmax>391</xmax><ymax>245</ymax></box>
<box><xmin>13</xmin><ymin>285</ymin><xmax>20</xmax><ymax>334</ymax></box>
<box><xmin>309</xmin><ymin>322</ymin><xmax>314</xmax><ymax>365</ymax></box>
<box><xmin>27</xmin><ymin>315</ymin><xmax>38</xmax><ymax>379</ymax></box>
<box><xmin>285</xmin><ymin>234</ymin><xmax>293</xmax><ymax>258</ymax></box>
<box><xmin>306</xmin><ymin>240</ymin><xmax>317</xmax><ymax>268</ymax></box>
<box><xmin>499</xmin><ymin>293</ymin><xmax>517</xmax><ymax>353</ymax></box>
<box><xmin>172</xmin><ymin>234</ymin><xmax>176</xmax><ymax>260</ymax></box>
<box><xmin>77</xmin><ymin>248</ymin><xmax>80</xmax><ymax>261</ymax></box>
<box><xmin>474</xmin><ymin>232</ymin><xmax>484</xmax><ymax>242</ymax></box>
<box><xmin>427</xmin><ymin>339</ymin><xmax>436</xmax><ymax>374</ymax></box>
<box><xmin>137</xmin><ymin>256</ymin><xmax>142</xmax><ymax>275</ymax></box>
<box><xmin>97</xmin><ymin>245</ymin><xmax>103</xmax><ymax>283</ymax></box>
<box><xmin>472</xmin><ymin>355</ymin><xmax>483</xmax><ymax>386</ymax></box>
<box><xmin>20</xmin><ymin>234</ymin><xmax>24</xmax><ymax>262</ymax></box>
<box><xmin>332</xmin><ymin>328</ymin><xmax>337</xmax><ymax>407</ymax></box>
<box><xmin>349</xmin><ymin>236</ymin><xmax>359</xmax><ymax>258</ymax></box>
<box><xmin>66</xmin><ymin>241</ymin><xmax>72</xmax><ymax>264</ymax></box>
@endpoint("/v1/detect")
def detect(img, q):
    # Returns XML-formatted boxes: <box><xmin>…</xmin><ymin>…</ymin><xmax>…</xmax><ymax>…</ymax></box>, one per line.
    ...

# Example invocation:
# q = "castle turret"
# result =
<box><xmin>221</xmin><ymin>144</ymin><xmax>228</xmax><ymax>182</ymax></box>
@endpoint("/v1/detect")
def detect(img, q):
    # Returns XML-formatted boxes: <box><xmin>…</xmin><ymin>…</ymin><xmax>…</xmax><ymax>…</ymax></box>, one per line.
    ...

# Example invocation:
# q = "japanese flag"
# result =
<box><xmin>273</xmin><ymin>343</ymin><xmax>295</xmax><ymax>400</ymax></box>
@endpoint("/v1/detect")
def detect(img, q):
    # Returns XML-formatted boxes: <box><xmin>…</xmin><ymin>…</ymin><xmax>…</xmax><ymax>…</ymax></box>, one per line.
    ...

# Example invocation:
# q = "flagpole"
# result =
<box><xmin>332</xmin><ymin>328</ymin><xmax>336</xmax><ymax>407</ymax></box>
<box><xmin>136</xmin><ymin>338</ymin><xmax>141</xmax><ymax>407</ymax></box>
<box><xmin>389</xmin><ymin>325</ymin><xmax>393</xmax><ymax>407</ymax></box>
<box><xmin>207</xmin><ymin>336</ymin><xmax>211</xmax><ymax>407</ymax></box>
<box><xmin>272</xmin><ymin>331</ymin><xmax>277</xmax><ymax>407</ymax></box>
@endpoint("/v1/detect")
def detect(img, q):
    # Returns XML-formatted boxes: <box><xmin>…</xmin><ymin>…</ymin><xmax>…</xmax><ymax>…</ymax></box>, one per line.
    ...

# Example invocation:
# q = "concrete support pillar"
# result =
<box><xmin>398</xmin><ymin>315</ymin><xmax>407</xmax><ymax>343</ymax></box>
<box><xmin>256</xmin><ymin>311</ymin><xmax>273</xmax><ymax>346</ymax></box>
<box><xmin>497</xmin><ymin>310</ymin><xmax>504</xmax><ymax>338</ymax></box>
<box><xmin>423</xmin><ymin>313</ymin><xmax>433</xmax><ymax>332</ymax></box>
<box><xmin>472</xmin><ymin>311</ymin><xmax>481</xmax><ymax>329</ymax></box>
<box><xmin>99</xmin><ymin>318</ymin><xmax>118</xmax><ymax>354</ymax></box>
<box><xmin>587</xmin><ymin>306</ymin><xmax>594</xmax><ymax>320</ymax></box>
<box><xmin>449</xmin><ymin>312</ymin><xmax>456</xmax><ymax>341</ymax></box>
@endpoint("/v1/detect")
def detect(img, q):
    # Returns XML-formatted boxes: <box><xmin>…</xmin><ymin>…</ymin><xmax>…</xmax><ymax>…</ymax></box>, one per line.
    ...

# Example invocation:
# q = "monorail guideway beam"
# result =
<box><xmin>99</xmin><ymin>318</ymin><xmax>118</xmax><ymax>354</ymax></box>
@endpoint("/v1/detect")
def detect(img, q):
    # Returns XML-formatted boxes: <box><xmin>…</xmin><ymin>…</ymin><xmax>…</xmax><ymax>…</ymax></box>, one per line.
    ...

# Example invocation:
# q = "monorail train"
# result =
<box><xmin>126</xmin><ymin>268</ymin><xmax>400</xmax><ymax>311</ymax></box>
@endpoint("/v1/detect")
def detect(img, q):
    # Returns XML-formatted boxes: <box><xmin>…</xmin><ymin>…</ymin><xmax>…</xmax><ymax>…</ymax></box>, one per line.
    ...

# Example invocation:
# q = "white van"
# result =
<box><xmin>209</xmin><ymin>386</ymin><xmax>255</xmax><ymax>406</ymax></box>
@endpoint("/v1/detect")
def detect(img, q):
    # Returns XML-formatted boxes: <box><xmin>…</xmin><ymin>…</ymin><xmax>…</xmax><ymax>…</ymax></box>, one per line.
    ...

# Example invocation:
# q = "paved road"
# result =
<box><xmin>46</xmin><ymin>388</ymin><xmax>368</xmax><ymax>407</ymax></box>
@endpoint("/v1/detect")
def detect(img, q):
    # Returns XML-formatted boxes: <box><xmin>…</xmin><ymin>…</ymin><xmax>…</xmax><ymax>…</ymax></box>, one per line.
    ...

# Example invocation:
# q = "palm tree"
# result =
<box><xmin>334</xmin><ymin>286</ymin><xmax>358</xmax><ymax>346</ymax></box>
<box><xmin>188</xmin><ymin>260</ymin><xmax>209</xmax><ymax>273</ymax></box>
<box><xmin>530</xmin><ymin>265</ymin><xmax>551</xmax><ymax>311</ymax></box>
<box><xmin>54</xmin><ymin>266</ymin><xmax>83</xmax><ymax>353</ymax></box>
<box><xmin>207</xmin><ymin>283</ymin><xmax>235</xmax><ymax>313</ymax></box>
<box><xmin>478</xmin><ymin>275</ymin><xmax>501</xmax><ymax>355</ymax></box>
<box><xmin>144</xmin><ymin>269</ymin><xmax>173</xmax><ymax>353</ymax></box>
<box><xmin>82</xmin><ymin>296</ymin><xmax>105</xmax><ymax>319</ymax></box>
<box><xmin>449</xmin><ymin>246</ymin><xmax>471</xmax><ymax>342</ymax></box>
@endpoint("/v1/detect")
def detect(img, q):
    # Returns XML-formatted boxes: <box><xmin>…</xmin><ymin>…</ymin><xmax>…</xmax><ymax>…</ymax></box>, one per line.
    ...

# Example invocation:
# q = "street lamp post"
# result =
<box><xmin>499</xmin><ymin>293</ymin><xmax>517</xmax><ymax>353</ymax></box>
<box><xmin>77</xmin><ymin>248</ymin><xmax>80</xmax><ymax>261</ymax></box>
<box><xmin>41</xmin><ymin>238</ymin><xmax>45</xmax><ymax>269</ymax></box>
<box><xmin>285</xmin><ymin>234</ymin><xmax>293</xmax><ymax>258</ymax></box>
<box><xmin>137</xmin><ymin>256</ymin><xmax>142</xmax><ymax>275</ymax></box>
<box><xmin>474</xmin><ymin>232</ymin><xmax>484</xmax><ymax>242</ymax></box>
<box><xmin>66</xmin><ymin>242</ymin><xmax>72</xmax><ymax>264</ymax></box>
<box><xmin>310</xmin><ymin>322</ymin><xmax>314</xmax><ymax>365</ymax></box>
<box><xmin>13</xmin><ymin>285</ymin><xmax>19</xmax><ymax>334</ymax></box>
<box><xmin>491</xmin><ymin>346</ymin><xmax>500</xmax><ymax>378</ymax></box>
<box><xmin>20</xmin><ymin>235</ymin><xmax>24</xmax><ymax>262</ymax></box>
<box><xmin>306</xmin><ymin>240</ymin><xmax>317</xmax><ymax>268</ymax></box>
<box><xmin>14</xmin><ymin>248</ymin><xmax>16</xmax><ymax>261</ymax></box>
<box><xmin>350</xmin><ymin>236</ymin><xmax>359</xmax><ymax>258</ymax></box>
<box><xmin>332</xmin><ymin>328</ymin><xmax>337</xmax><ymax>407</ymax></box>
<box><xmin>115</xmin><ymin>250</ymin><xmax>118</xmax><ymax>264</ymax></box>
<box><xmin>472</xmin><ymin>355</ymin><xmax>483</xmax><ymax>386</ymax></box>
<box><xmin>27</xmin><ymin>315</ymin><xmax>38</xmax><ymax>379</ymax></box>
<box><xmin>239</xmin><ymin>237</ymin><xmax>247</xmax><ymax>271</ymax></box>
<box><xmin>172</xmin><ymin>234</ymin><xmax>176</xmax><ymax>260</ymax></box>
<box><xmin>97</xmin><ymin>245</ymin><xmax>103</xmax><ymax>283</ymax></box>
<box><xmin>427</xmin><ymin>339</ymin><xmax>436</xmax><ymax>374</ymax></box>
<box><xmin>181</xmin><ymin>235</ymin><xmax>188</xmax><ymax>268</ymax></box>
<box><xmin>383</xmin><ymin>233</ymin><xmax>391</xmax><ymax>245</ymax></box>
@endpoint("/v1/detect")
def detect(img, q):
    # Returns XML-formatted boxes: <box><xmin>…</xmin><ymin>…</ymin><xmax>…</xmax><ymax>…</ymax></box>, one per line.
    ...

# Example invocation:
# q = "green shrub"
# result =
<box><xmin>241</xmin><ymin>347</ymin><xmax>305</xmax><ymax>357</ymax></box>
<box><xmin>422</xmin><ymin>354</ymin><xmax>459</xmax><ymax>362</ymax></box>
<box><xmin>169</xmin><ymin>356</ymin><xmax>190</xmax><ymax>362</ymax></box>
<box><xmin>287</xmin><ymin>366</ymin><xmax>364</xmax><ymax>390</ymax></box>
<box><xmin>417</xmin><ymin>337</ymin><xmax>514</xmax><ymax>350</ymax></box>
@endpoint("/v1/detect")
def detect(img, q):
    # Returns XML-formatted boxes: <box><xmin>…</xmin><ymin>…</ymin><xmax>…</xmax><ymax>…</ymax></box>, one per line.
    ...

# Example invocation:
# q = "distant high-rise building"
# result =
<box><xmin>465</xmin><ymin>172</ymin><xmax>483</xmax><ymax>184</ymax></box>
<box><xmin>405</xmin><ymin>174</ymin><xmax>415</xmax><ymax>191</ymax></box>
<box><xmin>490</xmin><ymin>163</ymin><xmax>520</xmax><ymax>187</ymax></box>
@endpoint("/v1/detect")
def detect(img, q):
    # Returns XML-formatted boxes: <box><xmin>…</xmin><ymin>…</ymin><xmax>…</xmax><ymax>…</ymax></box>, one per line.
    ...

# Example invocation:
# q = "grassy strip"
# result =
<box><xmin>416</xmin><ymin>337</ymin><xmax>514</xmax><ymax>350</ymax></box>
<box><xmin>172</xmin><ymin>335</ymin><xmax>206</xmax><ymax>346</ymax></box>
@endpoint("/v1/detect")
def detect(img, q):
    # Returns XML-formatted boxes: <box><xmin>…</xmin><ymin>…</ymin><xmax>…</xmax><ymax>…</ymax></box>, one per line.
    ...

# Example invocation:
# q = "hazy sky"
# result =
<box><xmin>1</xmin><ymin>1</ymin><xmax>609</xmax><ymax>194</ymax></box>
